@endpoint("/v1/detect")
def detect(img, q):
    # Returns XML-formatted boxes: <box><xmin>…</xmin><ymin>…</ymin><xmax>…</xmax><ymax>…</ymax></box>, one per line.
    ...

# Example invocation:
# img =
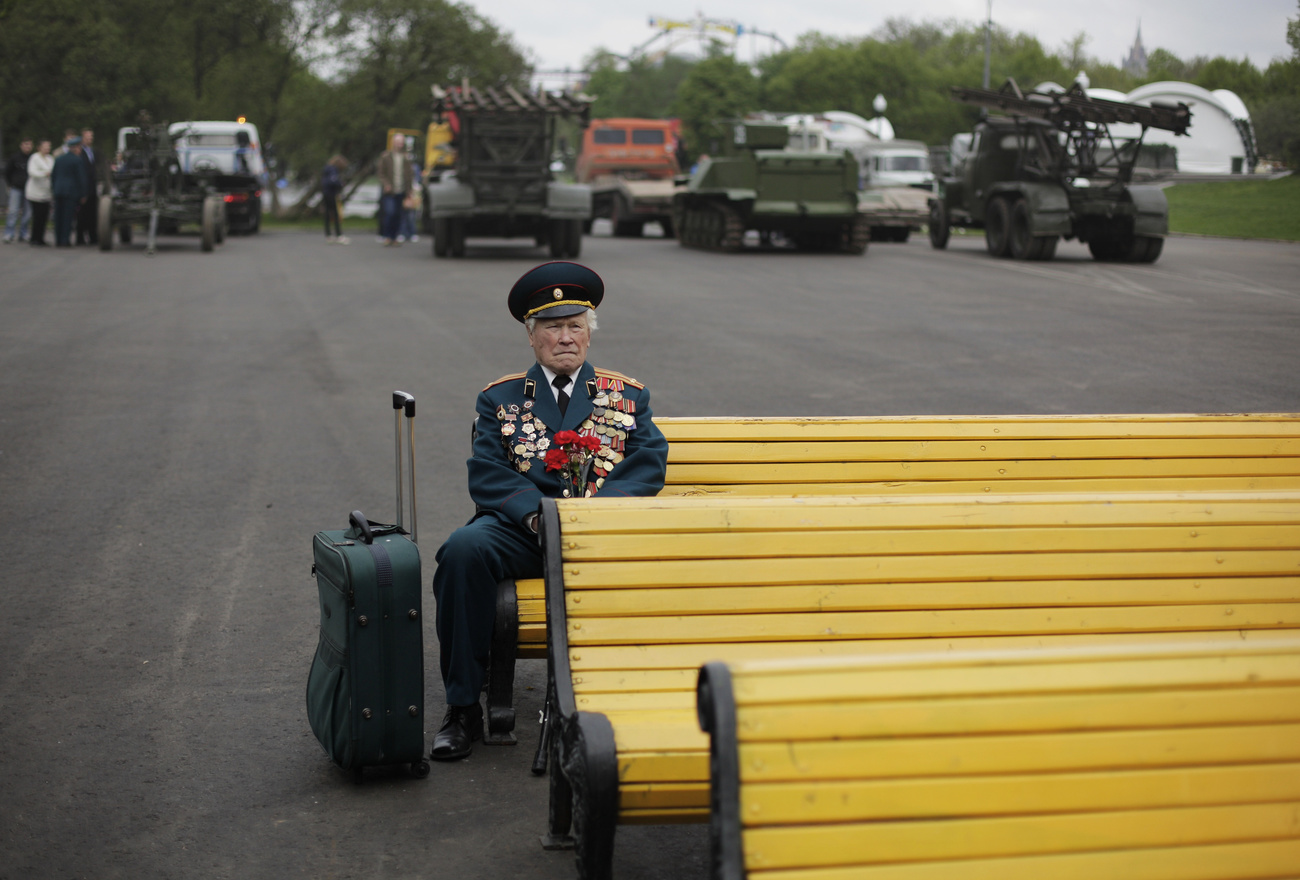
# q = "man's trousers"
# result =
<box><xmin>432</xmin><ymin>515</ymin><xmax>542</xmax><ymax>708</ymax></box>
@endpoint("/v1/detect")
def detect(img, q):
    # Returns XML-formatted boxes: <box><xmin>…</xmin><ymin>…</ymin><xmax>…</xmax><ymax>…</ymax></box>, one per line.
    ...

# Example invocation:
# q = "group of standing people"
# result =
<box><xmin>4</xmin><ymin>128</ymin><xmax>109</xmax><ymax>247</ymax></box>
<box><xmin>318</xmin><ymin>133</ymin><xmax>423</xmax><ymax>247</ymax></box>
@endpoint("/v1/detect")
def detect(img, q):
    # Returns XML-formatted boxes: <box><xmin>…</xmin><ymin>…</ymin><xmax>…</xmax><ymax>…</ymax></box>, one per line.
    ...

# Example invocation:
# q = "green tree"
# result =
<box><xmin>671</xmin><ymin>52</ymin><xmax>759</xmax><ymax>155</ymax></box>
<box><xmin>584</xmin><ymin>51</ymin><xmax>694</xmax><ymax>119</ymax></box>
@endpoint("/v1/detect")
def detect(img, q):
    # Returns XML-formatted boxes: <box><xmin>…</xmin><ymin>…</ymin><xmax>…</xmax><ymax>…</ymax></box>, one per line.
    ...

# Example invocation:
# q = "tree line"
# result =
<box><xmin>3</xmin><ymin>0</ymin><xmax>1296</xmax><ymax>217</ymax></box>
<box><xmin>590</xmin><ymin>12</ymin><xmax>1300</xmax><ymax>166</ymax></box>
<box><xmin>0</xmin><ymin>0</ymin><xmax>529</xmax><ymax>213</ymax></box>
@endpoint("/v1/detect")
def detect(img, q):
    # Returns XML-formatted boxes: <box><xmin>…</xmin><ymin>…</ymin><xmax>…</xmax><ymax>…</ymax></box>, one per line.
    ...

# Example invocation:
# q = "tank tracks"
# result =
<box><xmin>675</xmin><ymin>204</ymin><xmax>869</xmax><ymax>255</ymax></box>
<box><xmin>674</xmin><ymin>203</ymin><xmax>745</xmax><ymax>252</ymax></box>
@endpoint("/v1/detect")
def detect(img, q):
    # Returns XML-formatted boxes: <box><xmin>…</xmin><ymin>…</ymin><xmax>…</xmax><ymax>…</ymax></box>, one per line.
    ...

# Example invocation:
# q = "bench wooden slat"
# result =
<box><xmin>743</xmin><ymin>762</ymin><xmax>1300</xmax><ymax>824</ymax></box>
<box><xmin>568</xmin><ymin>603</ymin><xmax>1300</xmax><ymax>646</ymax></box>
<box><xmin>658</xmin><ymin>414</ymin><xmax>1300</xmax><ymax>443</ymax></box>
<box><xmin>665</xmin><ymin>457</ymin><xmax>1300</xmax><ymax>484</ymax></box>
<box><xmin>742</xmin><ymin>723</ymin><xmax>1300</xmax><ymax>782</ymax></box>
<box><xmin>564</xmin><ymin>628</ymin><xmax>1300</xmax><ymax>671</ymax></box>
<box><xmin>737</xmin><ymin>685</ymin><xmax>1300</xmax><ymax>742</ymax></box>
<box><xmin>563</xmin><ymin>524</ymin><xmax>1300</xmax><ymax>562</ymax></box>
<box><xmin>743</xmin><ymin>802</ymin><xmax>1300</xmax><ymax>872</ymax></box>
<box><xmin>663</xmin><ymin>475</ymin><xmax>1300</xmax><ymax>495</ymax></box>
<box><xmin>555</xmin><ymin>492</ymin><xmax>1300</xmax><ymax>534</ymax></box>
<box><xmin>664</xmin><ymin>437</ymin><xmax>1300</xmax><ymax>465</ymax></box>
<box><xmin>754</xmin><ymin>839</ymin><xmax>1300</xmax><ymax>880</ymax></box>
<box><xmin>567</xmin><ymin>577</ymin><xmax>1300</xmax><ymax>616</ymax></box>
<box><xmin>564</xmin><ymin>552</ymin><xmax>1300</xmax><ymax>591</ymax></box>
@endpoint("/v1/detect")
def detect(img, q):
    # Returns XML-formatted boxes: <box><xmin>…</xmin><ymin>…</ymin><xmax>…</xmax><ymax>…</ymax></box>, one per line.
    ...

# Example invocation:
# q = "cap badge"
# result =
<box><xmin>553</xmin><ymin>288</ymin><xmax>563</xmax><ymax>299</ymax></box>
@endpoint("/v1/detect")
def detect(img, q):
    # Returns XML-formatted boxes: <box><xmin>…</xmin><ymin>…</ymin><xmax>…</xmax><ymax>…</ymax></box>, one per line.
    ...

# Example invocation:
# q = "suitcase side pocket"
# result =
<box><xmin>306</xmin><ymin>631</ymin><xmax>353</xmax><ymax>769</ymax></box>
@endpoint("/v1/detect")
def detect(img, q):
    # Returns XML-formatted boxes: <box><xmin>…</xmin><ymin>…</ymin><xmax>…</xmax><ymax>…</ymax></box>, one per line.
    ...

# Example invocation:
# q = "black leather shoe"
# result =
<box><xmin>430</xmin><ymin>702</ymin><xmax>483</xmax><ymax>761</ymax></box>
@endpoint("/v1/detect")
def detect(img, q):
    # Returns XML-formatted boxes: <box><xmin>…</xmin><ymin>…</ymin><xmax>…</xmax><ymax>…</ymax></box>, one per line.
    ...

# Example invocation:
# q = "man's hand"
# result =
<box><xmin>525</xmin><ymin>513</ymin><xmax>539</xmax><ymax>533</ymax></box>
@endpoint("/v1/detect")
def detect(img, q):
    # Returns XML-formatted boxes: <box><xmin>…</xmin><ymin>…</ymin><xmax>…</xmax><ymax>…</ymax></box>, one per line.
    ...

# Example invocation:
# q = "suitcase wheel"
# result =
<box><xmin>411</xmin><ymin>761</ymin><xmax>430</xmax><ymax>779</ymax></box>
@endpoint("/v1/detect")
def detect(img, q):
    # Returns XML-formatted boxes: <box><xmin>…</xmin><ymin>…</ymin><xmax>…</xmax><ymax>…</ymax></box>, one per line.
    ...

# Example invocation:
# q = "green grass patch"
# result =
<box><xmin>1165</xmin><ymin>174</ymin><xmax>1300</xmax><ymax>241</ymax></box>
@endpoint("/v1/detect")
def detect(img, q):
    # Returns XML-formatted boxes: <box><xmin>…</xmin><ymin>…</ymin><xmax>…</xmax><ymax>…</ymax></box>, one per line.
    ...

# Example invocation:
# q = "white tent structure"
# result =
<box><xmin>1036</xmin><ymin>79</ymin><xmax>1257</xmax><ymax>174</ymax></box>
<box><xmin>1125</xmin><ymin>82</ymin><xmax>1256</xmax><ymax>173</ymax></box>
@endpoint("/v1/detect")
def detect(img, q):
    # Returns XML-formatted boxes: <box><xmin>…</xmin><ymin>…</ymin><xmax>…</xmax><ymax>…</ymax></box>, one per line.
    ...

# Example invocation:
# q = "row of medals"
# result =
<box><xmin>496</xmin><ymin>390</ymin><xmax>633</xmax><ymax>485</ymax></box>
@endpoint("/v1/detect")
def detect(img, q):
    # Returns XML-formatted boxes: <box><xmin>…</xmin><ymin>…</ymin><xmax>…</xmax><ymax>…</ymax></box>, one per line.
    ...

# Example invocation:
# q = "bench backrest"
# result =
<box><xmin>697</xmin><ymin>638</ymin><xmax>1300</xmax><ymax>879</ymax></box>
<box><xmin>540</xmin><ymin>491</ymin><xmax>1300</xmax><ymax>821</ymax></box>
<box><xmin>658</xmin><ymin>414</ymin><xmax>1300</xmax><ymax>495</ymax></box>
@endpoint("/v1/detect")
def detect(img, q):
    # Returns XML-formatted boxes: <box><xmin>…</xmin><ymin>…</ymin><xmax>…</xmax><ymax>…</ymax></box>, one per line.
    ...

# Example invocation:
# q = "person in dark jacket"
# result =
<box><xmin>51</xmin><ymin>137</ymin><xmax>90</xmax><ymax>247</ymax></box>
<box><xmin>75</xmin><ymin>129</ymin><xmax>107</xmax><ymax>245</ymax></box>
<box><xmin>428</xmin><ymin>262</ymin><xmax>669</xmax><ymax>761</ymax></box>
<box><xmin>320</xmin><ymin>154</ymin><xmax>348</xmax><ymax>244</ymax></box>
<box><xmin>4</xmin><ymin>137</ymin><xmax>33</xmax><ymax>242</ymax></box>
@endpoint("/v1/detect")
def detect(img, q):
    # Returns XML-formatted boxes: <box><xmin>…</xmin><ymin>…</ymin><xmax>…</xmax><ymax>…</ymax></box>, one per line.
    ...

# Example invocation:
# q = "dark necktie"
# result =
<box><xmin>553</xmin><ymin>374</ymin><xmax>570</xmax><ymax>416</ymax></box>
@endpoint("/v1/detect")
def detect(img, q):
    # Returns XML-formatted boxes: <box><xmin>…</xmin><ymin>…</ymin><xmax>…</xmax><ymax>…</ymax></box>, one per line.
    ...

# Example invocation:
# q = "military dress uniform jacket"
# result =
<box><xmin>469</xmin><ymin>361</ymin><xmax>668</xmax><ymax>526</ymax></box>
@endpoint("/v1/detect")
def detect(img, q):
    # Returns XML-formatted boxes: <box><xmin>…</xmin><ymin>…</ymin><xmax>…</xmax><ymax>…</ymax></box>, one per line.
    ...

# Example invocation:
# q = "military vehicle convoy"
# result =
<box><xmin>673</xmin><ymin>120</ymin><xmax>868</xmax><ymax>254</ymax></box>
<box><xmin>100</xmin><ymin>118</ymin><xmax>228</xmax><ymax>255</ymax></box>
<box><xmin>426</xmin><ymin>83</ymin><xmax>592</xmax><ymax>259</ymax></box>
<box><xmin>929</xmin><ymin>80</ymin><xmax>1191</xmax><ymax>262</ymax></box>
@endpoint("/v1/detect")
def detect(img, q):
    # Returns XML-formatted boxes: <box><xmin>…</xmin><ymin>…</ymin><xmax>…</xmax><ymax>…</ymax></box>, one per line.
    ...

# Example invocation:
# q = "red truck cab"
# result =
<box><xmin>576</xmin><ymin>118</ymin><xmax>680</xmax><ymax>182</ymax></box>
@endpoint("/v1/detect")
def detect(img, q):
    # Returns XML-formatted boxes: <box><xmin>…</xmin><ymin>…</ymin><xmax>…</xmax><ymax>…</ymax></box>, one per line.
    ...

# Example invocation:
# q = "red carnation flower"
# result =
<box><xmin>554</xmin><ymin>430</ymin><xmax>580</xmax><ymax>446</ymax></box>
<box><xmin>578</xmin><ymin>434</ymin><xmax>603</xmax><ymax>452</ymax></box>
<box><xmin>544</xmin><ymin>448</ymin><xmax>570</xmax><ymax>471</ymax></box>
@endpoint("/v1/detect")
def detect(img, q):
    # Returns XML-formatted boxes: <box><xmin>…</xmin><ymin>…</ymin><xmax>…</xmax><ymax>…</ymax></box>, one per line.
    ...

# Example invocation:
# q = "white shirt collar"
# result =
<box><xmin>537</xmin><ymin>364</ymin><xmax>577</xmax><ymax>403</ymax></box>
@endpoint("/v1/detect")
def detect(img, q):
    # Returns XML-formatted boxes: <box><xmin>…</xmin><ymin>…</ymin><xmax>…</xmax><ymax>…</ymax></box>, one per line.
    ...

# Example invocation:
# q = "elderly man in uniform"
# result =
<box><xmin>430</xmin><ymin>261</ymin><xmax>668</xmax><ymax>760</ymax></box>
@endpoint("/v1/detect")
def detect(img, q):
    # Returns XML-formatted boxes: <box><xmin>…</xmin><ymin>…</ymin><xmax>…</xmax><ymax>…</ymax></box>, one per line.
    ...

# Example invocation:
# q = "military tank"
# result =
<box><xmin>673</xmin><ymin>120</ymin><xmax>868</xmax><ymax>254</ymax></box>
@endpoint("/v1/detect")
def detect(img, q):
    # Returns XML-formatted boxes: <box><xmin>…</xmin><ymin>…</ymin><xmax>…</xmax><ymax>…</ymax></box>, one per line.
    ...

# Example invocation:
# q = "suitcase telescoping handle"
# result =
<box><xmin>392</xmin><ymin>391</ymin><xmax>417</xmax><ymax>544</ymax></box>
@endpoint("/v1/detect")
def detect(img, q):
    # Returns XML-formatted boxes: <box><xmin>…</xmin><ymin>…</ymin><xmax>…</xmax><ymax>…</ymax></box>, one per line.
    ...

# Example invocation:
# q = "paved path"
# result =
<box><xmin>1</xmin><ymin>228</ymin><xmax>1297</xmax><ymax>879</ymax></box>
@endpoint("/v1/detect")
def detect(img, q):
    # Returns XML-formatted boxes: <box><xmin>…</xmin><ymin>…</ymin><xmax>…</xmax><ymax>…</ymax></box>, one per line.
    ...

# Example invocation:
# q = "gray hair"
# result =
<box><xmin>526</xmin><ymin>308</ymin><xmax>598</xmax><ymax>334</ymax></box>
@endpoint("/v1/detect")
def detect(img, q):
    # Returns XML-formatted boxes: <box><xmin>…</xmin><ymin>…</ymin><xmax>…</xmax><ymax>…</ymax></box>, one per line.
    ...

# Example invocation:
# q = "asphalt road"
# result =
<box><xmin>1</xmin><ymin>226</ymin><xmax>1298</xmax><ymax>880</ymax></box>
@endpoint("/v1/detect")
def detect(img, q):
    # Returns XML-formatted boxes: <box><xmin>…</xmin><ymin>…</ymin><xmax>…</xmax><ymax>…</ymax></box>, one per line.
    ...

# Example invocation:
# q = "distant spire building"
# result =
<box><xmin>1123</xmin><ymin>22</ymin><xmax>1148</xmax><ymax>77</ymax></box>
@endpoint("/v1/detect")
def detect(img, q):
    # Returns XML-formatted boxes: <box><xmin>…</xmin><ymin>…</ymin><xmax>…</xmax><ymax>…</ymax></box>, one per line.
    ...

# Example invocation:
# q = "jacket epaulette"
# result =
<box><xmin>593</xmin><ymin>367</ymin><xmax>644</xmax><ymax>389</ymax></box>
<box><xmin>482</xmin><ymin>372</ymin><xmax>527</xmax><ymax>392</ymax></box>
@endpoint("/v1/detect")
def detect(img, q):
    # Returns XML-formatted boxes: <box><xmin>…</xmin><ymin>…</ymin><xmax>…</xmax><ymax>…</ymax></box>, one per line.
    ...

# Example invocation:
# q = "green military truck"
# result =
<box><xmin>426</xmin><ymin>83</ymin><xmax>591</xmax><ymax>259</ymax></box>
<box><xmin>673</xmin><ymin>120</ymin><xmax>868</xmax><ymax>254</ymax></box>
<box><xmin>929</xmin><ymin>80</ymin><xmax>1191</xmax><ymax>262</ymax></box>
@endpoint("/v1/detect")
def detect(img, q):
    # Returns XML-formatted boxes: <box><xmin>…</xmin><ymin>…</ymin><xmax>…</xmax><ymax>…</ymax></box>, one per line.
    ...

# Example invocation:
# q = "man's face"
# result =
<box><xmin>392</xmin><ymin>133</ymin><xmax>404</xmax><ymax>151</ymax></box>
<box><xmin>528</xmin><ymin>313</ymin><xmax>590</xmax><ymax>376</ymax></box>
<box><xmin>21</xmin><ymin>140</ymin><xmax>32</xmax><ymax>153</ymax></box>
<box><xmin>82</xmin><ymin>130</ymin><xmax>94</xmax><ymax>147</ymax></box>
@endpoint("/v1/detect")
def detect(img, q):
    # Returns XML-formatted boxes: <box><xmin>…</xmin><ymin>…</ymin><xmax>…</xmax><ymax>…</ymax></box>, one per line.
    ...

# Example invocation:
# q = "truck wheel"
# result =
<box><xmin>1138</xmin><ymin>236</ymin><xmax>1163</xmax><ymax>263</ymax></box>
<box><xmin>432</xmin><ymin>218</ymin><xmax>448</xmax><ymax>257</ymax></box>
<box><xmin>201</xmin><ymin>196</ymin><xmax>219</xmax><ymax>252</ymax></box>
<box><xmin>449</xmin><ymin>219</ymin><xmax>466</xmax><ymax>257</ymax></box>
<box><xmin>565</xmin><ymin>219</ymin><xmax>582</xmax><ymax>258</ymax></box>
<box><xmin>658</xmin><ymin>217</ymin><xmax>674</xmax><ymax>239</ymax></box>
<box><xmin>985</xmin><ymin>197</ymin><xmax>1011</xmax><ymax>258</ymax></box>
<box><xmin>582</xmin><ymin>220</ymin><xmax>594</xmax><ymax>235</ymax></box>
<box><xmin>120</xmin><ymin>223</ymin><xmax>133</xmax><ymax>244</ymax></box>
<box><xmin>1008</xmin><ymin>199</ymin><xmax>1035</xmax><ymax>260</ymax></box>
<box><xmin>98</xmin><ymin>196</ymin><xmax>114</xmax><ymax>252</ymax></box>
<box><xmin>548</xmin><ymin>220</ymin><xmax>565</xmax><ymax>258</ymax></box>
<box><xmin>928</xmin><ymin>201</ymin><xmax>950</xmax><ymax>249</ymax></box>
<box><xmin>1035</xmin><ymin>236</ymin><xmax>1059</xmax><ymax>261</ymax></box>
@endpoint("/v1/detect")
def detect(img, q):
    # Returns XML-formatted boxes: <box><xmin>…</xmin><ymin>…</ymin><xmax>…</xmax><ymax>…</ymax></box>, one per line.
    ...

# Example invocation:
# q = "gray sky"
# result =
<box><xmin>468</xmin><ymin>1</ymin><xmax>1296</xmax><ymax>76</ymax></box>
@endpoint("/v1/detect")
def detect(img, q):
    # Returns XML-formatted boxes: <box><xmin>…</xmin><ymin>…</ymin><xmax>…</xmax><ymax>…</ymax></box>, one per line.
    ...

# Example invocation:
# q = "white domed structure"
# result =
<box><xmin>1033</xmin><ymin>80</ymin><xmax>1257</xmax><ymax>174</ymax></box>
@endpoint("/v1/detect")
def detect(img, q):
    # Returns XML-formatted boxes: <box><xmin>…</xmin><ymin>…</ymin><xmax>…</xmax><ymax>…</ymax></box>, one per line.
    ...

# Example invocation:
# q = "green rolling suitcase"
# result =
<box><xmin>307</xmin><ymin>391</ymin><xmax>429</xmax><ymax>779</ymax></box>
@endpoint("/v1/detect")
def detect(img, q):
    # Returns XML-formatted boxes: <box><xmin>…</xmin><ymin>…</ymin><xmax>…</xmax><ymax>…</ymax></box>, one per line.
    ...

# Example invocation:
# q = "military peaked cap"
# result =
<box><xmin>508</xmin><ymin>261</ymin><xmax>604</xmax><ymax>323</ymax></box>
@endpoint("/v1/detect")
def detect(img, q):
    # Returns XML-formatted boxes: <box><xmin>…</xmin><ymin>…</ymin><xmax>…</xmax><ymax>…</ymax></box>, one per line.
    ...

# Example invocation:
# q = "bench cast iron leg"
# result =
<box><xmin>566</xmin><ymin>712</ymin><xmax>619</xmax><ymax>880</ymax></box>
<box><xmin>484</xmin><ymin>578</ymin><xmax>518</xmax><ymax>745</ymax></box>
<box><xmin>541</xmin><ymin>712</ymin><xmax>574</xmax><ymax>850</ymax></box>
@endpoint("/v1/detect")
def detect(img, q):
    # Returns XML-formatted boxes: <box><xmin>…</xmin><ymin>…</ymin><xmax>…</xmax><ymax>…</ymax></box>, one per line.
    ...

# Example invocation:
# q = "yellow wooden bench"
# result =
<box><xmin>534</xmin><ymin>490</ymin><xmax>1300</xmax><ymax>878</ymax></box>
<box><xmin>697</xmin><ymin>637</ymin><xmax>1300</xmax><ymax>879</ymax></box>
<box><xmin>484</xmin><ymin>413</ymin><xmax>1300</xmax><ymax>745</ymax></box>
